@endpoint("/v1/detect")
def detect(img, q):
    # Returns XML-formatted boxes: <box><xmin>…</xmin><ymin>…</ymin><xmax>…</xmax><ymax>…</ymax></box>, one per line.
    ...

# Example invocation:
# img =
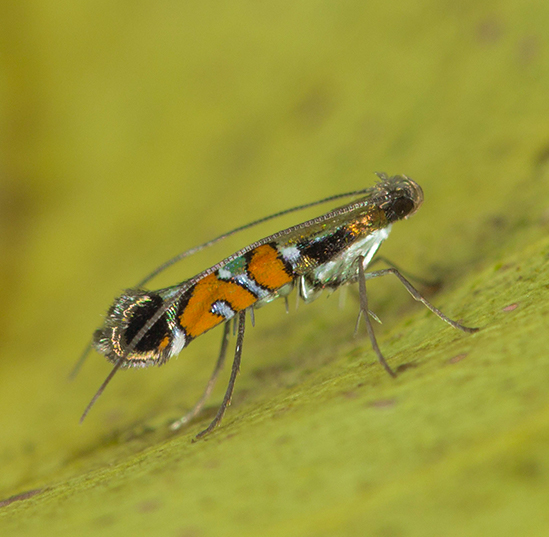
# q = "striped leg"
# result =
<box><xmin>195</xmin><ymin>309</ymin><xmax>246</xmax><ymax>439</ymax></box>
<box><xmin>170</xmin><ymin>321</ymin><xmax>231</xmax><ymax>431</ymax></box>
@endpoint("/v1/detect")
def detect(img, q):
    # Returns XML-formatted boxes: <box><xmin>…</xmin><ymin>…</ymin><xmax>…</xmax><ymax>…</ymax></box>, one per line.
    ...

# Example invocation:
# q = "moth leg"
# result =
<box><xmin>363</xmin><ymin>268</ymin><xmax>479</xmax><ymax>333</ymax></box>
<box><xmin>368</xmin><ymin>255</ymin><xmax>439</xmax><ymax>288</ymax></box>
<box><xmin>195</xmin><ymin>309</ymin><xmax>246</xmax><ymax>439</ymax></box>
<box><xmin>354</xmin><ymin>308</ymin><xmax>381</xmax><ymax>336</ymax></box>
<box><xmin>170</xmin><ymin>321</ymin><xmax>231</xmax><ymax>431</ymax></box>
<box><xmin>357</xmin><ymin>256</ymin><xmax>397</xmax><ymax>377</ymax></box>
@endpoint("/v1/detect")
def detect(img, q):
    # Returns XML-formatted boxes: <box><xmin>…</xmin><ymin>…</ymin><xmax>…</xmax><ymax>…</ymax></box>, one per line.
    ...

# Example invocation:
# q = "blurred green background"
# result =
<box><xmin>1</xmin><ymin>2</ymin><xmax>549</xmax><ymax>536</ymax></box>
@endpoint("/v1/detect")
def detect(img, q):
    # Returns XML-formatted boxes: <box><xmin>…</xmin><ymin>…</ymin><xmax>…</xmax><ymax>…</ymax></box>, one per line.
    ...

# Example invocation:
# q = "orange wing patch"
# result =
<box><xmin>180</xmin><ymin>273</ymin><xmax>256</xmax><ymax>339</ymax></box>
<box><xmin>247</xmin><ymin>244</ymin><xmax>293</xmax><ymax>291</ymax></box>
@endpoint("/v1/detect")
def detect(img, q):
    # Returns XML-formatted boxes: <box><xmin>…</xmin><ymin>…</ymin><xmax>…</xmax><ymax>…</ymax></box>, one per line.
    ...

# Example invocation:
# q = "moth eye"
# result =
<box><xmin>384</xmin><ymin>195</ymin><xmax>415</xmax><ymax>222</ymax></box>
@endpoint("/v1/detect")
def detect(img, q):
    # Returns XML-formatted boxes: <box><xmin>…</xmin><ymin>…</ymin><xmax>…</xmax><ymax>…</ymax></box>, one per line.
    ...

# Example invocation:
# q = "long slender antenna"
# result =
<box><xmin>137</xmin><ymin>187</ymin><xmax>376</xmax><ymax>287</ymax></box>
<box><xmin>69</xmin><ymin>341</ymin><xmax>93</xmax><ymax>380</ymax></box>
<box><xmin>123</xmin><ymin>185</ymin><xmax>386</xmax><ymax>363</ymax></box>
<box><xmin>79</xmin><ymin>359</ymin><xmax>124</xmax><ymax>423</ymax></box>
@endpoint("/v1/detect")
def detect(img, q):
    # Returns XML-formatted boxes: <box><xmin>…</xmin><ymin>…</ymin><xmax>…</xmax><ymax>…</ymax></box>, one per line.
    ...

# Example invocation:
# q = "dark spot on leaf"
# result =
<box><xmin>369</xmin><ymin>399</ymin><xmax>396</xmax><ymax>409</ymax></box>
<box><xmin>502</xmin><ymin>303</ymin><xmax>519</xmax><ymax>312</ymax></box>
<box><xmin>0</xmin><ymin>488</ymin><xmax>44</xmax><ymax>508</ymax></box>
<box><xmin>136</xmin><ymin>499</ymin><xmax>162</xmax><ymax>513</ymax></box>
<box><xmin>449</xmin><ymin>353</ymin><xmax>468</xmax><ymax>364</ymax></box>
<box><xmin>396</xmin><ymin>362</ymin><xmax>418</xmax><ymax>373</ymax></box>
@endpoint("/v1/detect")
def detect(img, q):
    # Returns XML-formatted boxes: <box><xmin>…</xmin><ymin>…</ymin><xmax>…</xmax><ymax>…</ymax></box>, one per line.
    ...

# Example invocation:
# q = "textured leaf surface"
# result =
<box><xmin>1</xmin><ymin>2</ymin><xmax>549</xmax><ymax>536</ymax></box>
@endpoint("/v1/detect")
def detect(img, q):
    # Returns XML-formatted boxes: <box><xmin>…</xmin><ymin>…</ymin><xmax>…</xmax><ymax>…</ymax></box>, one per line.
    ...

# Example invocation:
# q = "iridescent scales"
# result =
<box><xmin>81</xmin><ymin>173</ymin><xmax>478</xmax><ymax>438</ymax></box>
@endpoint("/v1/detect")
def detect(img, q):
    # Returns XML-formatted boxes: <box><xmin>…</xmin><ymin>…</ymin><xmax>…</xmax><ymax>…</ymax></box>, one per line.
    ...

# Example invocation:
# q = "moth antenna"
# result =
<box><xmin>79</xmin><ymin>359</ymin><xmax>124</xmax><ymax>423</ymax></box>
<box><xmin>137</xmin><ymin>185</ymin><xmax>380</xmax><ymax>287</ymax></box>
<box><xmin>122</xmin><ymin>178</ymin><xmax>392</xmax><ymax>357</ymax></box>
<box><xmin>69</xmin><ymin>341</ymin><xmax>93</xmax><ymax>380</ymax></box>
